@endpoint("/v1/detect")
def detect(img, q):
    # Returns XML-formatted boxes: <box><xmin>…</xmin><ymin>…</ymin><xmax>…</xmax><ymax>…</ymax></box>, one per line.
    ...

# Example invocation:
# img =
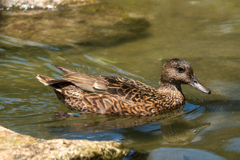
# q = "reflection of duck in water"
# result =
<box><xmin>161</xmin><ymin>118</ymin><xmax>211</xmax><ymax>145</ymax></box>
<box><xmin>37</xmin><ymin>59</ymin><xmax>210</xmax><ymax>116</ymax></box>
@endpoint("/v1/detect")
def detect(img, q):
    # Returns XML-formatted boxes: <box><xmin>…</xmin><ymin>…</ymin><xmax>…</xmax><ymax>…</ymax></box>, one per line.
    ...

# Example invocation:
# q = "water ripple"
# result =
<box><xmin>84</xmin><ymin>54</ymin><xmax>146</xmax><ymax>80</ymax></box>
<box><xmin>225</xmin><ymin>137</ymin><xmax>240</xmax><ymax>152</ymax></box>
<box><xmin>0</xmin><ymin>34</ymin><xmax>59</xmax><ymax>50</ymax></box>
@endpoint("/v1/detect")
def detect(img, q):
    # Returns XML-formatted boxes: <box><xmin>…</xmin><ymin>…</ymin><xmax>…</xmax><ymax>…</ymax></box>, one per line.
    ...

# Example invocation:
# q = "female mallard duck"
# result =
<box><xmin>37</xmin><ymin>59</ymin><xmax>210</xmax><ymax>116</ymax></box>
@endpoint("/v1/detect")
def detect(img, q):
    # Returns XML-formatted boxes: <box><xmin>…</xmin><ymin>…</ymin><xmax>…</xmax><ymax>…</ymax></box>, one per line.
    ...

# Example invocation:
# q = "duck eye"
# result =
<box><xmin>177</xmin><ymin>67</ymin><xmax>185</xmax><ymax>73</ymax></box>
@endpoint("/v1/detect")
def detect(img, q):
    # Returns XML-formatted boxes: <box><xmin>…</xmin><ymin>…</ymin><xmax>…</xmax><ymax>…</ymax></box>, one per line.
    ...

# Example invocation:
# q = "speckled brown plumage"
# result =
<box><xmin>37</xmin><ymin>59</ymin><xmax>211</xmax><ymax>116</ymax></box>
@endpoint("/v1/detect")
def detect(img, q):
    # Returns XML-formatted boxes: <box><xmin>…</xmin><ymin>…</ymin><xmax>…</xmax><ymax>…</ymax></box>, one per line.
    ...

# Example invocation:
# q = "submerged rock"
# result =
<box><xmin>0</xmin><ymin>3</ymin><xmax>150</xmax><ymax>47</ymax></box>
<box><xmin>0</xmin><ymin>125</ymin><xmax>129</xmax><ymax>160</ymax></box>
<box><xmin>0</xmin><ymin>0</ymin><xmax>99</xmax><ymax>10</ymax></box>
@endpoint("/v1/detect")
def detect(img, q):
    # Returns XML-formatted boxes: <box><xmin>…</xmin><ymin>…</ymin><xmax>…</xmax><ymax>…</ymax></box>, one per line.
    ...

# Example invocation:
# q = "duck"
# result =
<box><xmin>37</xmin><ymin>58</ymin><xmax>211</xmax><ymax>116</ymax></box>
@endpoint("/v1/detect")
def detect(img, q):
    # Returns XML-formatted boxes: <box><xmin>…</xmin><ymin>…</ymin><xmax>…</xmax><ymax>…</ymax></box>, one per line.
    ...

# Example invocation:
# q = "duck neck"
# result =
<box><xmin>158</xmin><ymin>82</ymin><xmax>185</xmax><ymax>105</ymax></box>
<box><xmin>158</xmin><ymin>82</ymin><xmax>182</xmax><ymax>92</ymax></box>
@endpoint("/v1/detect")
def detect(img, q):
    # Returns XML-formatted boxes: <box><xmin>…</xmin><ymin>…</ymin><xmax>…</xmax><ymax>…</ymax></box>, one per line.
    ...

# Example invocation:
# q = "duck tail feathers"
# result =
<box><xmin>36</xmin><ymin>74</ymin><xmax>55</xmax><ymax>86</ymax></box>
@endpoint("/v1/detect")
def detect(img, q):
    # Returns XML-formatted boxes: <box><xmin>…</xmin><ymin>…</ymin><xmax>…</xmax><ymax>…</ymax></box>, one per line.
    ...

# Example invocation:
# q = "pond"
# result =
<box><xmin>0</xmin><ymin>0</ymin><xmax>240</xmax><ymax>159</ymax></box>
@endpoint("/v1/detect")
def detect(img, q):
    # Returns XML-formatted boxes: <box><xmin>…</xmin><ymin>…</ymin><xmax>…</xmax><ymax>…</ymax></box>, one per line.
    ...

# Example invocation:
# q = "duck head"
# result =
<box><xmin>160</xmin><ymin>59</ymin><xmax>211</xmax><ymax>94</ymax></box>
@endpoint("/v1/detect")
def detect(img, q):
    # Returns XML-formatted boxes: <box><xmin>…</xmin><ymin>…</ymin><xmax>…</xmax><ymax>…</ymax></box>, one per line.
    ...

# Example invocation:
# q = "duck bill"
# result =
<box><xmin>189</xmin><ymin>76</ymin><xmax>211</xmax><ymax>94</ymax></box>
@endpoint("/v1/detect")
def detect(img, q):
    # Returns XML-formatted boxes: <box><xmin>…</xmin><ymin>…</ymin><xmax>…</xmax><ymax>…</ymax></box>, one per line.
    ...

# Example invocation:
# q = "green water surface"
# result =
<box><xmin>0</xmin><ymin>0</ymin><xmax>240</xmax><ymax>159</ymax></box>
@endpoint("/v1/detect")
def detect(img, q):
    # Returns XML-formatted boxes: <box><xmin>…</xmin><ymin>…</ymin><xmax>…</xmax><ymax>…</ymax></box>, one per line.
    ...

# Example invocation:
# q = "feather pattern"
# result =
<box><xmin>37</xmin><ymin>59</ymin><xmax>211</xmax><ymax>116</ymax></box>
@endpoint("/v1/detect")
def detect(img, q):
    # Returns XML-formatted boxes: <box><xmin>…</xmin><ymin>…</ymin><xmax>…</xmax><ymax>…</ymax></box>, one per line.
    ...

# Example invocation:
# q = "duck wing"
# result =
<box><xmin>53</xmin><ymin>65</ymin><xmax>158</xmax><ymax>103</ymax></box>
<box><xmin>52</xmin><ymin>65</ymin><xmax>106</xmax><ymax>93</ymax></box>
<box><xmin>103</xmin><ymin>76</ymin><xmax>158</xmax><ymax>102</ymax></box>
<box><xmin>62</xmin><ymin>73</ymin><xmax>107</xmax><ymax>93</ymax></box>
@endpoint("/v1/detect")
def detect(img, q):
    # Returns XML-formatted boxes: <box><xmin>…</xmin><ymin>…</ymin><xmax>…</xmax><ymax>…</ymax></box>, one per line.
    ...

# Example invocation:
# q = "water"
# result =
<box><xmin>1</xmin><ymin>0</ymin><xmax>240</xmax><ymax>159</ymax></box>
